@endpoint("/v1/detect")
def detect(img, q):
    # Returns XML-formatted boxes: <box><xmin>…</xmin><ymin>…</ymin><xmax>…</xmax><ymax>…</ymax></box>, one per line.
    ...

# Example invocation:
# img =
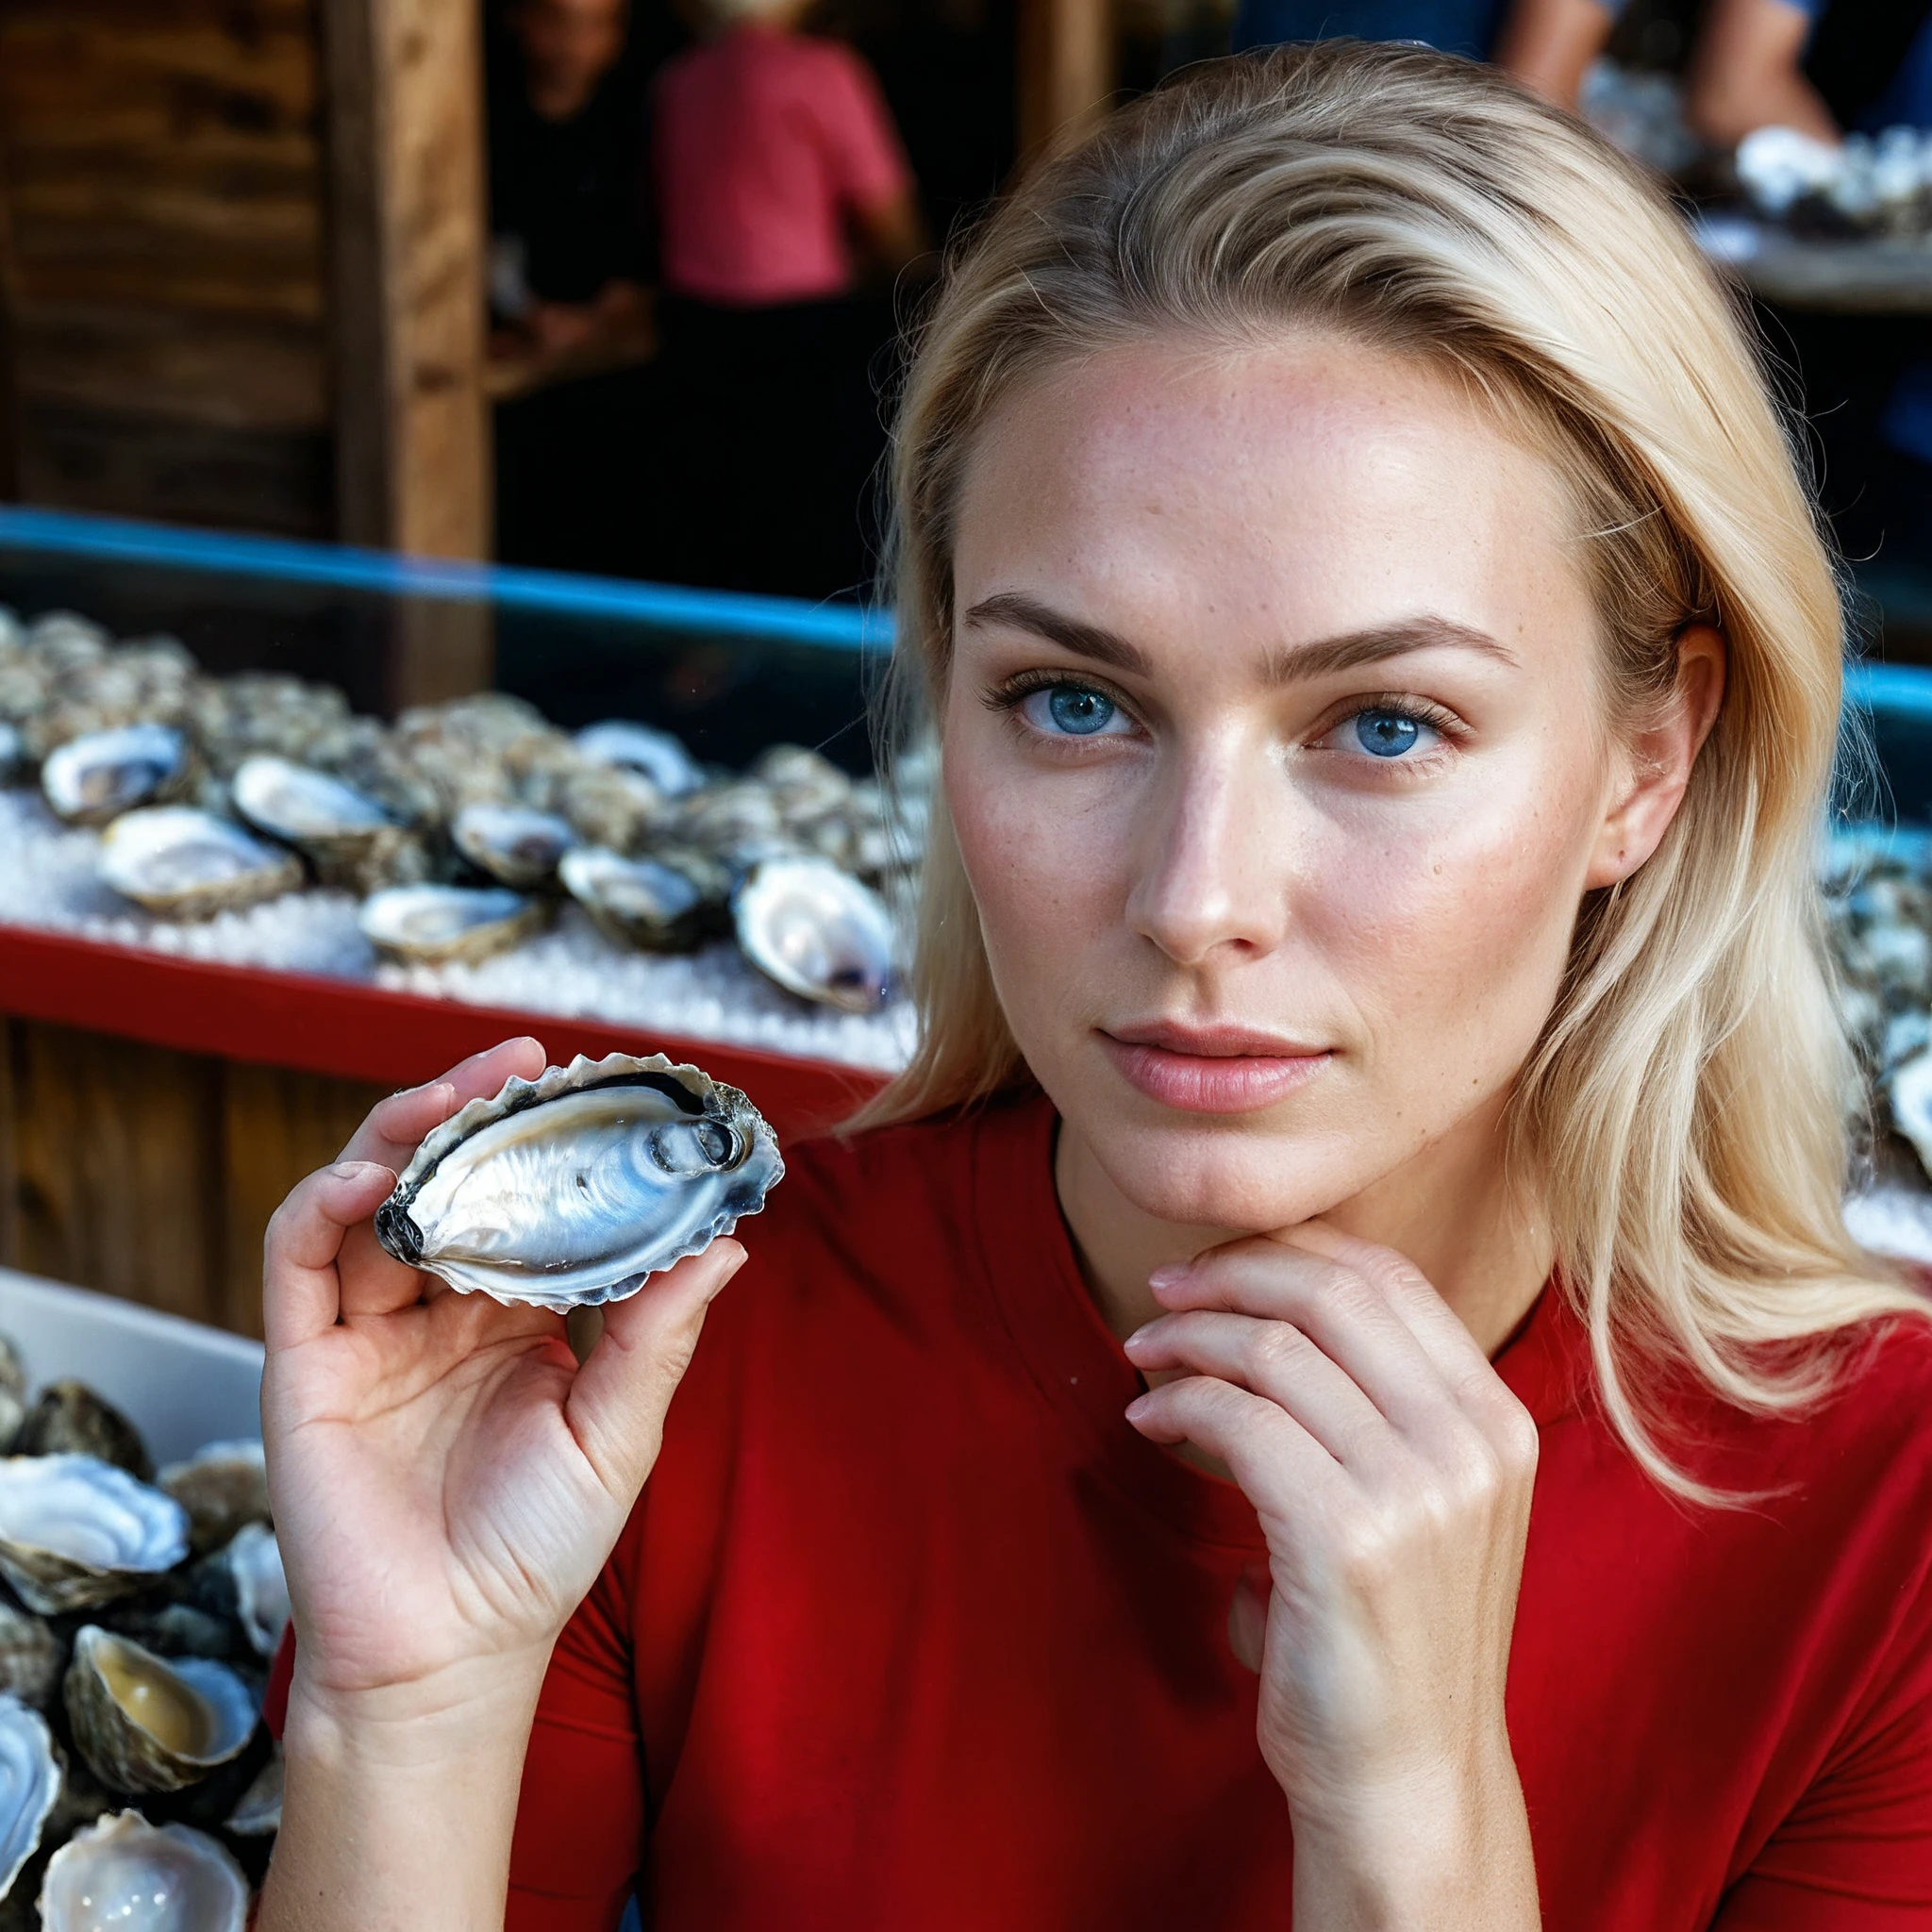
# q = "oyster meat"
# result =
<box><xmin>62</xmin><ymin>1627</ymin><xmax>255</xmax><ymax>1795</ymax></box>
<box><xmin>559</xmin><ymin>847</ymin><xmax>712</xmax><ymax>952</ymax></box>
<box><xmin>39</xmin><ymin>1812</ymin><xmax>247</xmax><ymax>1932</ymax></box>
<box><xmin>42</xmin><ymin>725</ymin><xmax>189</xmax><ymax>825</ymax></box>
<box><xmin>734</xmin><ymin>855</ymin><xmax>895</xmax><ymax>1012</ymax></box>
<box><xmin>99</xmin><ymin>808</ymin><xmax>303</xmax><ymax>921</ymax></box>
<box><xmin>358</xmin><ymin>882</ymin><xmax>547</xmax><ymax>965</ymax></box>
<box><xmin>575</xmin><ymin>720</ymin><xmax>705</xmax><ymax>797</ymax></box>
<box><xmin>157</xmin><ymin>1441</ymin><xmax>268</xmax><ymax>1556</ymax></box>
<box><xmin>0</xmin><ymin>1696</ymin><xmax>58</xmax><ymax>1903</ymax></box>
<box><xmin>375</xmin><ymin>1052</ymin><xmax>784</xmax><ymax>1310</ymax></box>
<box><xmin>452</xmin><ymin>802</ymin><xmax>575</xmax><ymax>889</ymax></box>
<box><xmin>0</xmin><ymin>1457</ymin><xmax>188</xmax><ymax>1615</ymax></box>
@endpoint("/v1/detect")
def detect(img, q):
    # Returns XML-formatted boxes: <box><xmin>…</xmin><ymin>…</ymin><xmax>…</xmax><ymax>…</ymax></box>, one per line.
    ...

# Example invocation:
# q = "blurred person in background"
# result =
<box><xmin>489</xmin><ymin>0</ymin><xmax>653</xmax><ymax>372</ymax></box>
<box><xmin>649</xmin><ymin>0</ymin><xmax>925</xmax><ymax>598</ymax></box>
<box><xmin>1230</xmin><ymin>0</ymin><xmax>1619</xmax><ymax>108</ymax></box>
<box><xmin>1686</xmin><ymin>0</ymin><xmax>1932</xmax><ymax>558</ymax></box>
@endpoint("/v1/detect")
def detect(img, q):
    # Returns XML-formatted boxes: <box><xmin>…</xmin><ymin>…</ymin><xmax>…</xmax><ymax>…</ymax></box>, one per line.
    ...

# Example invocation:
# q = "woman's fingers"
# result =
<box><xmin>1125</xmin><ymin>1373</ymin><xmax>1337</xmax><ymax>1521</ymax></box>
<box><xmin>263</xmin><ymin>1162</ymin><xmax>397</xmax><ymax>1351</ymax></box>
<box><xmin>1124</xmin><ymin>1309</ymin><xmax>1395</xmax><ymax>1474</ymax></box>
<box><xmin>563</xmin><ymin>1240</ymin><xmax>746</xmax><ymax>1504</ymax></box>
<box><xmin>1150</xmin><ymin>1238</ymin><xmax>1454</xmax><ymax>1437</ymax></box>
<box><xmin>338</xmin><ymin>1039</ymin><xmax>547</xmax><ymax>1169</ymax></box>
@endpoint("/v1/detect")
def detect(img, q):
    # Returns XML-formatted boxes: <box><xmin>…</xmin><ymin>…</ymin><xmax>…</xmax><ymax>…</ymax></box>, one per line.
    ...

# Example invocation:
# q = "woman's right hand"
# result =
<box><xmin>261</xmin><ymin>1037</ymin><xmax>744</xmax><ymax>1719</ymax></box>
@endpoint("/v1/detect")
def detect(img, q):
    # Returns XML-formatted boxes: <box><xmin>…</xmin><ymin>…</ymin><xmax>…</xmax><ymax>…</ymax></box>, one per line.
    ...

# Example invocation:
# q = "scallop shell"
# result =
<box><xmin>375</xmin><ymin>1052</ymin><xmax>783</xmax><ymax>1311</ymax></box>
<box><xmin>0</xmin><ymin>1697</ymin><xmax>58</xmax><ymax>1903</ymax></box>
<box><xmin>98</xmin><ymin>808</ymin><xmax>303</xmax><ymax>921</ymax></box>
<box><xmin>575</xmin><ymin>720</ymin><xmax>705</xmax><ymax>797</ymax></box>
<box><xmin>558</xmin><ymin>847</ymin><xmax>712</xmax><ymax>951</ymax></box>
<box><xmin>733</xmin><ymin>855</ymin><xmax>895</xmax><ymax>1012</ymax></box>
<box><xmin>39</xmin><ymin>1812</ymin><xmax>247</xmax><ymax>1932</ymax></box>
<box><xmin>157</xmin><ymin>1441</ymin><xmax>268</xmax><ymax>1556</ymax></box>
<box><xmin>0</xmin><ymin>1457</ymin><xmax>188</xmax><ymax>1615</ymax></box>
<box><xmin>42</xmin><ymin>725</ymin><xmax>190</xmax><ymax>825</ymax></box>
<box><xmin>358</xmin><ymin>883</ymin><xmax>547</xmax><ymax>965</ymax></box>
<box><xmin>452</xmin><ymin>802</ymin><xmax>575</xmax><ymax>889</ymax></box>
<box><xmin>62</xmin><ymin>1627</ymin><xmax>256</xmax><ymax>1795</ymax></box>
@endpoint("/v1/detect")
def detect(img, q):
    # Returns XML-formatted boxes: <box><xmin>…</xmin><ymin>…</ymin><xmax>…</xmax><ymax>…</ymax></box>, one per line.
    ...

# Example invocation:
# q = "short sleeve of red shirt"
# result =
<box><xmin>490</xmin><ymin>1095</ymin><xmax>1932</xmax><ymax>1931</ymax></box>
<box><xmin>801</xmin><ymin>41</ymin><xmax>910</xmax><ymax>216</ymax></box>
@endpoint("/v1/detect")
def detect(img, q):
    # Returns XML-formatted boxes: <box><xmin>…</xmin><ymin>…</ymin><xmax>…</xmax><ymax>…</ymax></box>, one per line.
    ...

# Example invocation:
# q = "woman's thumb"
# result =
<box><xmin>562</xmin><ymin>1241</ymin><xmax>744</xmax><ymax>1502</ymax></box>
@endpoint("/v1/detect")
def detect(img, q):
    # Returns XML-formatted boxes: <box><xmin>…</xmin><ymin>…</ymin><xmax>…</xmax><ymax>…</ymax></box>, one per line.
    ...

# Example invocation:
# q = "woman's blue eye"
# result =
<box><xmin>1023</xmin><ymin>685</ymin><xmax>1126</xmax><ymax>738</ymax></box>
<box><xmin>1353</xmin><ymin>708</ymin><xmax>1424</xmax><ymax>758</ymax></box>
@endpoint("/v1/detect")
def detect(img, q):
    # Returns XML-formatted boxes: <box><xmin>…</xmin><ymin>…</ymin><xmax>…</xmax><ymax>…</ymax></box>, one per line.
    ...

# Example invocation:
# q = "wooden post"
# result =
<box><xmin>321</xmin><ymin>0</ymin><xmax>491</xmax><ymax>561</ymax></box>
<box><xmin>1018</xmin><ymin>0</ymin><xmax>1115</xmax><ymax>162</ymax></box>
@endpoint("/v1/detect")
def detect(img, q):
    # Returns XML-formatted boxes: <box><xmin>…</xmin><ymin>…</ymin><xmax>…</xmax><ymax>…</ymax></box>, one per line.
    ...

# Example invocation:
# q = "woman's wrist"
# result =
<box><xmin>1284</xmin><ymin>1731</ymin><xmax>1539</xmax><ymax>1932</ymax></box>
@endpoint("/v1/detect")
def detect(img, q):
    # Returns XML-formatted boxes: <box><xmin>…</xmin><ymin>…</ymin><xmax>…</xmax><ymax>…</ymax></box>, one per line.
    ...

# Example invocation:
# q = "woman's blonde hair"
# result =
<box><xmin>859</xmin><ymin>40</ymin><xmax>1923</xmax><ymax>1494</ymax></box>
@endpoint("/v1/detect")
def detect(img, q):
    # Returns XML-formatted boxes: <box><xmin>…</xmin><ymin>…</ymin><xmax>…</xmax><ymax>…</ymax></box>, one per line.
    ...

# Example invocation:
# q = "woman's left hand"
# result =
<box><xmin>1122</xmin><ymin>1222</ymin><xmax>1541</xmax><ymax>1930</ymax></box>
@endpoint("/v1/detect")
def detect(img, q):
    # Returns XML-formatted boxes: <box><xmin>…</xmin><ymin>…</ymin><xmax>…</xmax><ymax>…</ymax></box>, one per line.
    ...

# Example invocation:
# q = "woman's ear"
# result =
<box><xmin>1585</xmin><ymin>623</ymin><xmax>1726</xmax><ymax>891</ymax></box>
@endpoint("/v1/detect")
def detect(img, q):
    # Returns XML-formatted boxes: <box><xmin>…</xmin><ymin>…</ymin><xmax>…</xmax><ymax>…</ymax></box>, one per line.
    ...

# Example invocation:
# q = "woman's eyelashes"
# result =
<box><xmin>989</xmin><ymin>674</ymin><xmax>1142</xmax><ymax>743</ymax></box>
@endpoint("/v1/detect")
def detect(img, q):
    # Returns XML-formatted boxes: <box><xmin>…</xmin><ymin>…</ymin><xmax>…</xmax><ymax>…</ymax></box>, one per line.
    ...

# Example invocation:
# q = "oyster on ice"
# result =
<box><xmin>62</xmin><ymin>1627</ymin><xmax>256</xmax><ymax>1795</ymax></box>
<box><xmin>358</xmin><ymin>882</ymin><xmax>547</xmax><ymax>965</ymax></box>
<box><xmin>42</xmin><ymin>724</ymin><xmax>190</xmax><ymax>825</ymax></box>
<box><xmin>575</xmin><ymin>720</ymin><xmax>705</xmax><ymax>797</ymax></box>
<box><xmin>99</xmin><ymin>808</ymin><xmax>303</xmax><ymax>921</ymax></box>
<box><xmin>734</xmin><ymin>855</ymin><xmax>895</xmax><ymax>1012</ymax></box>
<box><xmin>452</xmin><ymin>802</ymin><xmax>575</xmax><ymax>888</ymax></box>
<box><xmin>0</xmin><ymin>1696</ymin><xmax>58</xmax><ymax>1902</ymax></box>
<box><xmin>39</xmin><ymin>1812</ymin><xmax>247</xmax><ymax>1932</ymax></box>
<box><xmin>559</xmin><ymin>847</ymin><xmax>713</xmax><ymax>951</ymax></box>
<box><xmin>0</xmin><ymin>1457</ymin><xmax>189</xmax><ymax>1615</ymax></box>
<box><xmin>375</xmin><ymin>1052</ymin><xmax>784</xmax><ymax>1310</ymax></box>
<box><xmin>230</xmin><ymin>755</ymin><xmax>423</xmax><ymax>890</ymax></box>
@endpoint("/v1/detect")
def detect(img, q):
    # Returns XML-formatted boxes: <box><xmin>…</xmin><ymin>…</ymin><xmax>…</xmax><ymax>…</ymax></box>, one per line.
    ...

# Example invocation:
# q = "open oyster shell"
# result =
<box><xmin>157</xmin><ymin>1441</ymin><xmax>268</xmax><ymax>1556</ymax></box>
<box><xmin>0</xmin><ymin>1697</ymin><xmax>58</xmax><ymax>1904</ymax></box>
<box><xmin>192</xmin><ymin>1524</ymin><xmax>288</xmax><ymax>1659</ymax></box>
<box><xmin>0</xmin><ymin>1457</ymin><xmax>188</xmax><ymax>1615</ymax></box>
<box><xmin>98</xmin><ymin>808</ymin><xmax>303</xmax><ymax>921</ymax></box>
<box><xmin>39</xmin><ymin>1811</ymin><xmax>247</xmax><ymax>1932</ymax></box>
<box><xmin>230</xmin><ymin>755</ymin><xmax>424</xmax><ymax>891</ymax></box>
<box><xmin>62</xmin><ymin>1628</ymin><xmax>256</xmax><ymax>1795</ymax></box>
<box><xmin>375</xmin><ymin>1052</ymin><xmax>784</xmax><ymax>1311</ymax></box>
<box><xmin>358</xmin><ymin>883</ymin><xmax>547</xmax><ymax>965</ymax></box>
<box><xmin>18</xmin><ymin>1383</ymin><xmax>151</xmax><ymax>1483</ymax></box>
<box><xmin>452</xmin><ymin>802</ymin><xmax>575</xmax><ymax>889</ymax></box>
<box><xmin>41</xmin><ymin>724</ymin><xmax>190</xmax><ymax>825</ymax></box>
<box><xmin>575</xmin><ymin>719</ymin><xmax>705</xmax><ymax>797</ymax></box>
<box><xmin>558</xmin><ymin>847</ymin><xmax>713</xmax><ymax>952</ymax></box>
<box><xmin>733</xmin><ymin>855</ymin><xmax>895</xmax><ymax>1012</ymax></box>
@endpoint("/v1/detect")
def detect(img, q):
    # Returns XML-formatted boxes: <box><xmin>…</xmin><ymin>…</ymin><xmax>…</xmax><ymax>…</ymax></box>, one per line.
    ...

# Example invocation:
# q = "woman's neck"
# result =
<box><xmin>1055</xmin><ymin>1094</ymin><xmax>1554</xmax><ymax>1360</ymax></box>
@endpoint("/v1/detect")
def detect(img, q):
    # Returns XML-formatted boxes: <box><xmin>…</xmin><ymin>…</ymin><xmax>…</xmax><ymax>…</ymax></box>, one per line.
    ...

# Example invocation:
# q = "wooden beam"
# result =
<box><xmin>1018</xmin><ymin>0</ymin><xmax>1114</xmax><ymax>162</ymax></box>
<box><xmin>321</xmin><ymin>0</ymin><xmax>491</xmax><ymax>560</ymax></box>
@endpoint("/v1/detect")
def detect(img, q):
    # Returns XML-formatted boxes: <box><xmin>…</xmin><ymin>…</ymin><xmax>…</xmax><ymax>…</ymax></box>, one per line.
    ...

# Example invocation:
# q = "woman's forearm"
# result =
<box><xmin>258</xmin><ymin>1654</ymin><xmax>551</xmax><ymax>1932</ymax></box>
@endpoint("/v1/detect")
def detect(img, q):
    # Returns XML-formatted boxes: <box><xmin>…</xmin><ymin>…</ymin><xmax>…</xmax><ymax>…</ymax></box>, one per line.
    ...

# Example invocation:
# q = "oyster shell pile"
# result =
<box><xmin>1</xmin><ymin>605</ymin><xmax>921</xmax><ymax>1012</ymax></box>
<box><xmin>1736</xmin><ymin>123</ymin><xmax>1932</xmax><ymax>238</ymax></box>
<box><xmin>0</xmin><ymin>1341</ymin><xmax>287</xmax><ymax>1923</ymax></box>
<box><xmin>376</xmin><ymin>1051</ymin><xmax>784</xmax><ymax>1309</ymax></box>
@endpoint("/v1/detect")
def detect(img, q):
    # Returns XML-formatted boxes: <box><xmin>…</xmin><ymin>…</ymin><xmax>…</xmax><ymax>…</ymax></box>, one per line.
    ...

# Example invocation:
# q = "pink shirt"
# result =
<box><xmin>653</xmin><ymin>25</ymin><xmax>912</xmax><ymax>307</ymax></box>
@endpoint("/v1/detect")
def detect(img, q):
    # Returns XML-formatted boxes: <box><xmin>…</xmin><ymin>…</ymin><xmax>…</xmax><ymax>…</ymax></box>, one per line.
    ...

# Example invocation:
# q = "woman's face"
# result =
<box><xmin>944</xmin><ymin>332</ymin><xmax>1701</xmax><ymax>1241</ymax></box>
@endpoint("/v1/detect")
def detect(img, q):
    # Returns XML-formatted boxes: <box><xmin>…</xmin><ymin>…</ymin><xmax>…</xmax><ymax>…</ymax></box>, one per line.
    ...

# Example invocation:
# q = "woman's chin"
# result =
<box><xmin>1091</xmin><ymin>1124</ymin><xmax>1375</xmax><ymax>1237</ymax></box>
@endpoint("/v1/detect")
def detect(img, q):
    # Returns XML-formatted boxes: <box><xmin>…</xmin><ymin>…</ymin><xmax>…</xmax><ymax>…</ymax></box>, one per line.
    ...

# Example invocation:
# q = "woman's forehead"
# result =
<box><xmin>953</xmin><ymin>336</ymin><xmax>1589</xmax><ymax>671</ymax></box>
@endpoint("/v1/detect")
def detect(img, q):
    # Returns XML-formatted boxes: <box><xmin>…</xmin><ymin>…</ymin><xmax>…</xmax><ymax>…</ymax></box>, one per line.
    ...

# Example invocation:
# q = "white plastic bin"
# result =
<box><xmin>0</xmin><ymin>1267</ymin><xmax>262</xmax><ymax>1461</ymax></box>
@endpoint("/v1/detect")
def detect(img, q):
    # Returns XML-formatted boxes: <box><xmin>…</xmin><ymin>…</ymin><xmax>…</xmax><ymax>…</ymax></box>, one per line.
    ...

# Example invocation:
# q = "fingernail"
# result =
<box><xmin>1124</xmin><ymin>1394</ymin><xmax>1152</xmax><ymax>1424</ymax></box>
<box><xmin>1122</xmin><ymin>1324</ymin><xmax>1152</xmax><ymax>1353</ymax></box>
<box><xmin>1148</xmin><ymin>1263</ymin><xmax>1189</xmax><ymax>1291</ymax></box>
<box><xmin>329</xmin><ymin>1161</ymin><xmax>384</xmax><ymax>1185</ymax></box>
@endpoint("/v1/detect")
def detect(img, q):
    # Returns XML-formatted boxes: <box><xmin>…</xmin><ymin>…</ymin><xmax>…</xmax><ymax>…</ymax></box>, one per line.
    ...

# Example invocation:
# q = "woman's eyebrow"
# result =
<box><xmin>962</xmin><ymin>593</ymin><xmax>1518</xmax><ymax>681</ymax></box>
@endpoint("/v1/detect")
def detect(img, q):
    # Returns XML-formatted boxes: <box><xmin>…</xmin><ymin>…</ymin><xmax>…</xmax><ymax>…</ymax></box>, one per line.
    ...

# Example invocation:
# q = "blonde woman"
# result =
<box><xmin>257</xmin><ymin>43</ymin><xmax>1932</xmax><ymax>1932</ymax></box>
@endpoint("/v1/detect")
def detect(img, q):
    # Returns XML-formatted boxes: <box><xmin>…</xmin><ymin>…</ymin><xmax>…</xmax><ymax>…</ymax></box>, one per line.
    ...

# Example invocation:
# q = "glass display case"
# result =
<box><xmin>0</xmin><ymin>508</ymin><xmax>898</xmax><ymax>1336</ymax></box>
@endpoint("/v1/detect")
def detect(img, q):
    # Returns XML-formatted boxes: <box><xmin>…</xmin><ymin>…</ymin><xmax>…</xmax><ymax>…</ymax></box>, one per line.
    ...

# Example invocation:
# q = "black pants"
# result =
<box><xmin>653</xmin><ymin>293</ymin><xmax>896</xmax><ymax>602</ymax></box>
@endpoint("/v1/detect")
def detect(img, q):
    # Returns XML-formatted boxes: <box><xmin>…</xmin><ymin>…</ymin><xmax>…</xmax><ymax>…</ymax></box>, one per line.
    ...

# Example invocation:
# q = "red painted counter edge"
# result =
<box><xmin>0</xmin><ymin>923</ymin><xmax>886</xmax><ymax>1137</ymax></box>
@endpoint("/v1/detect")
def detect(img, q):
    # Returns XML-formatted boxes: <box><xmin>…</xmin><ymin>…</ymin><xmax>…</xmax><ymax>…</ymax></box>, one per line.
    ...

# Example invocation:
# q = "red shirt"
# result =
<box><xmin>652</xmin><ymin>25</ymin><xmax>910</xmax><ymax>308</ymax></box>
<box><xmin>484</xmin><ymin>1091</ymin><xmax>1932</xmax><ymax>1929</ymax></box>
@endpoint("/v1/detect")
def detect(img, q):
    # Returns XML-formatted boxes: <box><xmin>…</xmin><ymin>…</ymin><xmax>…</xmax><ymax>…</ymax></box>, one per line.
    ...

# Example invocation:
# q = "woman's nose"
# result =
<box><xmin>1124</xmin><ymin>739</ymin><xmax>1291</xmax><ymax>968</ymax></box>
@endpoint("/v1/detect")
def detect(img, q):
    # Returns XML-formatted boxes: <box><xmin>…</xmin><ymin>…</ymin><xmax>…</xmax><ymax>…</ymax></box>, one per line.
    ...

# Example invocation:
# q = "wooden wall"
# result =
<box><xmin>0</xmin><ymin>0</ymin><xmax>334</xmax><ymax>536</ymax></box>
<box><xmin>0</xmin><ymin>1018</ymin><xmax>384</xmax><ymax>1338</ymax></box>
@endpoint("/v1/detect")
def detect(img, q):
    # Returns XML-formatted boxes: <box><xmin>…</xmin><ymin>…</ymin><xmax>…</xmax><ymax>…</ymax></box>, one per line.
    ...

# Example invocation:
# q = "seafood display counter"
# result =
<box><xmin>0</xmin><ymin>510</ymin><xmax>900</xmax><ymax>1339</ymax></box>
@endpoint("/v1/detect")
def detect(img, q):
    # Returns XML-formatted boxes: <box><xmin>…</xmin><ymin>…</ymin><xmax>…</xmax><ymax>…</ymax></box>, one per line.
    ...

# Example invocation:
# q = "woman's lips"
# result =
<box><xmin>1100</xmin><ymin>1024</ymin><xmax>1333</xmax><ymax>1115</ymax></box>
